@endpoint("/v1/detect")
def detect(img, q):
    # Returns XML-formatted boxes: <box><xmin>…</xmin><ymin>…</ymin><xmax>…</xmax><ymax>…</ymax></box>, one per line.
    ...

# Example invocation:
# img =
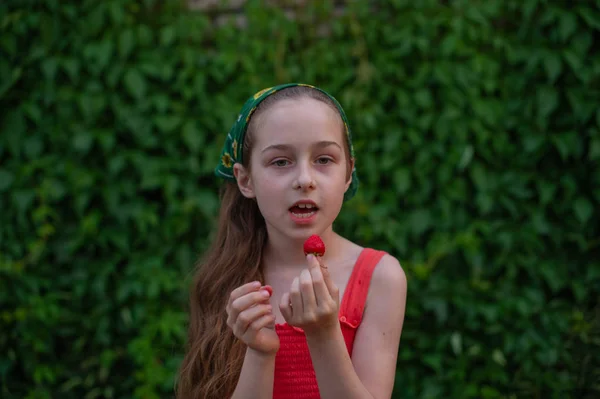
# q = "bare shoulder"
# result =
<box><xmin>364</xmin><ymin>253</ymin><xmax>408</xmax><ymax>321</ymax></box>
<box><xmin>370</xmin><ymin>253</ymin><xmax>407</xmax><ymax>298</ymax></box>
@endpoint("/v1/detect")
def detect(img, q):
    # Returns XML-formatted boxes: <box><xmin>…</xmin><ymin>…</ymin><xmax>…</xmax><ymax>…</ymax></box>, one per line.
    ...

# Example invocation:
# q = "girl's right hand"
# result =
<box><xmin>226</xmin><ymin>281</ymin><xmax>280</xmax><ymax>355</ymax></box>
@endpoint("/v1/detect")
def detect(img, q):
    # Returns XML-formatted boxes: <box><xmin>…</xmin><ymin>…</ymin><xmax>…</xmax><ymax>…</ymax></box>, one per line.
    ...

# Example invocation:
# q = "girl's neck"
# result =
<box><xmin>262</xmin><ymin>228</ymin><xmax>340</xmax><ymax>272</ymax></box>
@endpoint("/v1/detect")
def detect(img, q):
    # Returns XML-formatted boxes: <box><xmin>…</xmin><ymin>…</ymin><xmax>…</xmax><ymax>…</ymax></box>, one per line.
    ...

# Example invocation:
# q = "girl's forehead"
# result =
<box><xmin>253</xmin><ymin>98</ymin><xmax>343</xmax><ymax>144</ymax></box>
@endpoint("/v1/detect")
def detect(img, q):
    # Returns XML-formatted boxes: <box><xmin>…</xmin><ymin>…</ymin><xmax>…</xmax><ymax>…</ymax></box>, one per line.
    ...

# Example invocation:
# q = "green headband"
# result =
<box><xmin>214</xmin><ymin>83</ymin><xmax>358</xmax><ymax>202</ymax></box>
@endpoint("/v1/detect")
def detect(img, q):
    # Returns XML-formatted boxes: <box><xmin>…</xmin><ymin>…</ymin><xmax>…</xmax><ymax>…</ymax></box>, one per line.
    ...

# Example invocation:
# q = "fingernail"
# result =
<box><xmin>306</xmin><ymin>254</ymin><xmax>314</xmax><ymax>262</ymax></box>
<box><xmin>261</xmin><ymin>290</ymin><xmax>270</xmax><ymax>298</ymax></box>
<box><xmin>252</xmin><ymin>281</ymin><xmax>261</xmax><ymax>288</ymax></box>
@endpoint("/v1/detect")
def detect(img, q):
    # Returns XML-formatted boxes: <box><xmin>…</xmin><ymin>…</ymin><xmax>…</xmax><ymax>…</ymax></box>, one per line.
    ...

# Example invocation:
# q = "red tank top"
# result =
<box><xmin>272</xmin><ymin>248</ymin><xmax>386</xmax><ymax>399</ymax></box>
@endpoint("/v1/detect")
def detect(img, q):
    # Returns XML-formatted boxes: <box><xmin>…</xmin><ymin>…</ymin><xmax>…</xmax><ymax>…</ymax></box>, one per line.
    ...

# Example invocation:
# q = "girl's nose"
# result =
<box><xmin>293</xmin><ymin>163</ymin><xmax>316</xmax><ymax>190</ymax></box>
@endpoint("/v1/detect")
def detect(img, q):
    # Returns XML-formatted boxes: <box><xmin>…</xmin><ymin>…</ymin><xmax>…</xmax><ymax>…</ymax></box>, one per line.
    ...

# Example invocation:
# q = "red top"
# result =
<box><xmin>273</xmin><ymin>248</ymin><xmax>386</xmax><ymax>399</ymax></box>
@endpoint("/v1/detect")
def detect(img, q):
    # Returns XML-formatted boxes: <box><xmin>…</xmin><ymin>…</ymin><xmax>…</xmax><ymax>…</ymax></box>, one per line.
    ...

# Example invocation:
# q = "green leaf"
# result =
<box><xmin>476</xmin><ymin>193</ymin><xmax>494</xmax><ymax>214</ymax></box>
<box><xmin>470</xmin><ymin>164</ymin><xmax>487</xmax><ymax>190</ymax></box>
<box><xmin>574</xmin><ymin>197</ymin><xmax>593</xmax><ymax>224</ymax></box>
<box><xmin>492</xmin><ymin>349</ymin><xmax>506</xmax><ymax>366</ymax></box>
<box><xmin>537</xmin><ymin>86</ymin><xmax>558</xmax><ymax>118</ymax></box>
<box><xmin>41</xmin><ymin>57</ymin><xmax>58</xmax><ymax>81</ymax></box>
<box><xmin>24</xmin><ymin>136</ymin><xmax>43</xmax><ymax>159</ymax></box>
<box><xmin>414</xmin><ymin>89</ymin><xmax>433</xmax><ymax>109</ymax></box>
<box><xmin>458</xmin><ymin>145</ymin><xmax>474</xmax><ymax>170</ymax></box>
<box><xmin>61</xmin><ymin>58</ymin><xmax>80</xmax><ymax>82</ymax></box>
<box><xmin>481</xmin><ymin>386</ymin><xmax>502</xmax><ymax>398</ymax></box>
<box><xmin>559</xmin><ymin>12</ymin><xmax>577</xmax><ymax>41</ymax></box>
<box><xmin>95</xmin><ymin>40</ymin><xmax>114</xmax><ymax>70</ymax></box>
<box><xmin>393</xmin><ymin>168</ymin><xmax>411</xmax><ymax>194</ymax></box>
<box><xmin>154</xmin><ymin>115</ymin><xmax>181</xmax><ymax>133</ymax></box>
<box><xmin>13</xmin><ymin>189</ymin><xmax>35</xmax><ymax>213</ymax></box>
<box><xmin>108</xmin><ymin>1</ymin><xmax>125</xmax><ymax>24</ymax></box>
<box><xmin>160</xmin><ymin>26</ymin><xmax>176</xmax><ymax>46</ymax></box>
<box><xmin>409</xmin><ymin>208</ymin><xmax>431</xmax><ymax>236</ymax></box>
<box><xmin>23</xmin><ymin>102</ymin><xmax>42</xmax><ymax>123</ymax></box>
<box><xmin>73</xmin><ymin>132</ymin><xmax>94</xmax><ymax>153</ymax></box>
<box><xmin>578</xmin><ymin>7</ymin><xmax>600</xmax><ymax>30</ymax></box>
<box><xmin>137</xmin><ymin>24</ymin><xmax>154</xmax><ymax>47</ymax></box>
<box><xmin>563</xmin><ymin>49</ymin><xmax>582</xmax><ymax>73</ymax></box>
<box><xmin>451</xmin><ymin>332</ymin><xmax>463</xmax><ymax>355</ymax></box>
<box><xmin>0</xmin><ymin>65</ymin><xmax>21</xmax><ymax>98</ymax></box>
<box><xmin>139</xmin><ymin>63</ymin><xmax>162</xmax><ymax>78</ymax></box>
<box><xmin>0</xmin><ymin>33</ymin><xmax>18</xmax><ymax>57</ymax></box>
<box><xmin>551</xmin><ymin>131</ymin><xmax>580</xmax><ymax>160</ymax></box>
<box><xmin>523</xmin><ymin>134</ymin><xmax>545</xmax><ymax>153</ymax></box>
<box><xmin>182</xmin><ymin>121</ymin><xmax>203</xmax><ymax>153</ymax></box>
<box><xmin>539</xmin><ymin>262</ymin><xmax>566</xmax><ymax>292</ymax></box>
<box><xmin>0</xmin><ymin>168</ymin><xmax>15</xmax><ymax>191</ymax></box>
<box><xmin>440</xmin><ymin>35</ymin><xmax>457</xmax><ymax>56</ymax></box>
<box><xmin>543</xmin><ymin>52</ymin><xmax>562</xmax><ymax>82</ymax></box>
<box><xmin>118</xmin><ymin>29</ymin><xmax>135</xmax><ymax>58</ymax></box>
<box><xmin>537</xmin><ymin>181</ymin><xmax>557</xmax><ymax>206</ymax></box>
<box><xmin>124</xmin><ymin>69</ymin><xmax>146</xmax><ymax>100</ymax></box>
<box><xmin>589</xmin><ymin>136</ymin><xmax>600</xmax><ymax>161</ymax></box>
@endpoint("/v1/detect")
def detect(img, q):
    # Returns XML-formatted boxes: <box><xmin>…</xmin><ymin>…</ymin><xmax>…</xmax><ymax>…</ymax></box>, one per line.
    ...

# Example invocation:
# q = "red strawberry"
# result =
<box><xmin>303</xmin><ymin>235</ymin><xmax>325</xmax><ymax>257</ymax></box>
<box><xmin>261</xmin><ymin>285</ymin><xmax>273</xmax><ymax>297</ymax></box>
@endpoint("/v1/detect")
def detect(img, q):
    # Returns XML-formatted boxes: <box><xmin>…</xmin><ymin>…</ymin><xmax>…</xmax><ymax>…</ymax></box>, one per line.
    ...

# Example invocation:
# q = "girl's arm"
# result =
<box><xmin>226</xmin><ymin>282</ymin><xmax>280</xmax><ymax>399</ymax></box>
<box><xmin>231</xmin><ymin>348</ymin><xmax>276</xmax><ymax>399</ymax></box>
<box><xmin>281</xmin><ymin>254</ymin><xmax>407</xmax><ymax>399</ymax></box>
<box><xmin>307</xmin><ymin>255</ymin><xmax>406</xmax><ymax>398</ymax></box>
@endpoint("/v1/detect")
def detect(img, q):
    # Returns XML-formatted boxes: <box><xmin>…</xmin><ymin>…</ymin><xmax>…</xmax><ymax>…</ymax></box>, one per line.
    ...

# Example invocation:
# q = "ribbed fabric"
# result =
<box><xmin>272</xmin><ymin>248</ymin><xmax>386</xmax><ymax>398</ymax></box>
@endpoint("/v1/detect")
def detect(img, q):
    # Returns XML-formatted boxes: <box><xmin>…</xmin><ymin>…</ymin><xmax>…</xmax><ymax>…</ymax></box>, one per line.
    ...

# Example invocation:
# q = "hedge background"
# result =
<box><xmin>1</xmin><ymin>0</ymin><xmax>599</xmax><ymax>398</ymax></box>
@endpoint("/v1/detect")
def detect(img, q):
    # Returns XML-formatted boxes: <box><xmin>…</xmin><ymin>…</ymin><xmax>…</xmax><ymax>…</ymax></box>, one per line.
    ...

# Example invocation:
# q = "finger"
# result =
<box><xmin>299</xmin><ymin>269</ymin><xmax>317</xmax><ymax>310</ymax></box>
<box><xmin>289</xmin><ymin>277</ymin><xmax>303</xmax><ymax>315</ymax></box>
<box><xmin>228</xmin><ymin>281</ymin><xmax>262</xmax><ymax>309</ymax></box>
<box><xmin>226</xmin><ymin>281</ymin><xmax>261</xmax><ymax>326</ymax></box>
<box><xmin>228</xmin><ymin>288</ymin><xmax>271</xmax><ymax>326</ymax></box>
<box><xmin>309</xmin><ymin>265</ymin><xmax>330</xmax><ymax>306</ymax></box>
<box><xmin>306</xmin><ymin>254</ymin><xmax>321</xmax><ymax>270</ymax></box>
<box><xmin>266</xmin><ymin>315</ymin><xmax>276</xmax><ymax>329</ymax></box>
<box><xmin>279</xmin><ymin>292</ymin><xmax>292</xmax><ymax>321</ymax></box>
<box><xmin>259</xmin><ymin>285</ymin><xmax>273</xmax><ymax>304</ymax></box>
<box><xmin>244</xmin><ymin>313</ymin><xmax>276</xmax><ymax>339</ymax></box>
<box><xmin>316</xmin><ymin>258</ymin><xmax>337</xmax><ymax>298</ymax></box>
<box><xmin>234</xmin><ymin>303</ymin><xmax>273</xmax><ymax>336</ymax></box>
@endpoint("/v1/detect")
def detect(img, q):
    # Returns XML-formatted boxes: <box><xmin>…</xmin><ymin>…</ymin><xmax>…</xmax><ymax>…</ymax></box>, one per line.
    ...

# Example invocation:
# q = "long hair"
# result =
<box><xmin>176</xmin><ymin>86</ymin><xmax>351</xmax><ymax>399</ymax></box>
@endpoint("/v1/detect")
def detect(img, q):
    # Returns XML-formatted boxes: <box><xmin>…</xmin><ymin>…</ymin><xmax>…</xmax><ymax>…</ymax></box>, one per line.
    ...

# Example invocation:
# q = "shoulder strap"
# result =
<box><xmin>339</xmin><ymin>248</ymin><xmax>386</xmax><ymax>327</ymax></box>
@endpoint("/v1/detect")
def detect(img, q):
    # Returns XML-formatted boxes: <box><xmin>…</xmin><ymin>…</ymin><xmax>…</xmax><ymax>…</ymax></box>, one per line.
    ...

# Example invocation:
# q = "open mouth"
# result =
<box><xmin>289</xmin><ymin>203</ymin><xmax>318</xmax><ymax>219</ymax></box>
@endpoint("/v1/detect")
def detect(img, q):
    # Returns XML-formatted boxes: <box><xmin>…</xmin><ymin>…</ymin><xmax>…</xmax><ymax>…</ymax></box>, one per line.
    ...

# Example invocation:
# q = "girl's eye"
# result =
<box><xmin>272</xmin><ymin>159</ymin><xmax>289</xmax><ymax>167</ymax></box>
<box><xmin>316</xmin><ymin>157</ymin><xmax>332</xmax><ymax>165</ymax></box>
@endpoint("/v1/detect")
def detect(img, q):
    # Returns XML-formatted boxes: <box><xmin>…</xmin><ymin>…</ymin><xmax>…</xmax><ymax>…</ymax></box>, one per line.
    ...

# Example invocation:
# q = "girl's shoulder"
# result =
<box><xmin>340</xmin><ymin>237</ymin><xmax>406</xmax><ymax>296</ymax></box>
<box><xmin>335</xmin><ymin>236</ymin><xmax>406</xmax><ymax>295</ymax></box>
<box><xmin>369</xmin><ymin>252</ymin><xmax>406</xmax><ymax>294</ymax></box>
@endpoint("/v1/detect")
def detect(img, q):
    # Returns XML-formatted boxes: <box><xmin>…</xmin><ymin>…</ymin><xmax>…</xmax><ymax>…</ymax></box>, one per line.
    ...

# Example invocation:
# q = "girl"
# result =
<box><xmin>176</xmin><ymin>83</ymin><xmax>407</xmax><ymax>399</ymax></box>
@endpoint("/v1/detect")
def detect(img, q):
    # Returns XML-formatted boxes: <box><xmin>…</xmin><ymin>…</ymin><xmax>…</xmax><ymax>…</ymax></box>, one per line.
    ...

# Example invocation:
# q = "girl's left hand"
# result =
<box><xmin>279</xmin><ymin>254</ymin><xmax>340</xmax><ymax>336</ymax></box>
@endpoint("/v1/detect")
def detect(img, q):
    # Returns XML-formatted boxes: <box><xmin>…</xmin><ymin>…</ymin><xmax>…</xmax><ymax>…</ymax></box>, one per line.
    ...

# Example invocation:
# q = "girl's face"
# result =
<box><xmin>235</xmin><ymin>97</ymin><xmax>353</xmax><ymax>240</ymax></box>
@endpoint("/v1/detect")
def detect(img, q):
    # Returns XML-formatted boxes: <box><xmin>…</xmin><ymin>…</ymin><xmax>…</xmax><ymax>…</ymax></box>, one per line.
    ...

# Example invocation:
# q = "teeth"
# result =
<box><xmin>297</xmin><ymin>203</ymin><xmax>314</xmax><ymax>209</ymax></box>
<box><xmin>291</xmin><ymin>211</ymin><xmax>316</xmax><ymax>218</ymax></box>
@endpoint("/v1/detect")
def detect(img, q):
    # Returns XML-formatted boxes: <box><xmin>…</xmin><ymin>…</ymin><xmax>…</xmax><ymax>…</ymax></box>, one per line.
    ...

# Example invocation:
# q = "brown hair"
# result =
<box><xmin>176</xmin><ymin>86</ymin><xmax>351</xmax><ymax>399</ymax></box>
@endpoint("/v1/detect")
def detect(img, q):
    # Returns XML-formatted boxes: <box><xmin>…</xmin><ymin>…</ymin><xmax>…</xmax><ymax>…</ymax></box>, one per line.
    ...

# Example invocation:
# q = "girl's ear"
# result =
<box><xmin>344</xmin><ymin>158</ymin><xmax>355</xmax><ymax>192</ymax></box>
<box><xmin>233</xmin><ymin>163</ymin><xmax>256</xmax><ymax>198</ymax></box>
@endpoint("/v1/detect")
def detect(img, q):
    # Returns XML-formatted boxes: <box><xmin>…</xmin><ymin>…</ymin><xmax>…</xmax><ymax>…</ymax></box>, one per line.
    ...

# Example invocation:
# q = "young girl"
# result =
<box><xmin>176</xmin><ymin>83</ymin><xmax>407</xmax><ymax>399</ymax></box>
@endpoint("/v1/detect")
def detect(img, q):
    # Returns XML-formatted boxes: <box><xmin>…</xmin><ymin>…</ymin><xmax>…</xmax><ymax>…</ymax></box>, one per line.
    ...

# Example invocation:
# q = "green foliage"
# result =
<box><xmin>1</xmin><ymin>0</ymin><xmax>599</xmax><ymax>398</ymax></box>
